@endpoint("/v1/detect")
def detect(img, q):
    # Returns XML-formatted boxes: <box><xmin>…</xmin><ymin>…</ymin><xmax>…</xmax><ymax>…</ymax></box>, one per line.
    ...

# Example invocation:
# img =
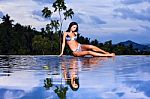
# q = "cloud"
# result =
<box><xmin>90</xmin><ymin>16</ymin><xmax>106</xmax><ymax>24</ymax></box>
<box><xmin>4</xmin><ymin>90</ymin><xmax>25</xmax><ymax>99</ymax></box>
<box><xmin>0</xmin><ymin>0</ymin><xmax>51</xmax><ymax>30</ymax></box>
<box><xmin>72</xmin><ymin>13</ymin><xmax>85</xmax><ymax>24</ymax></box>
<box><xmin>120</xmin><ymin>0</ymin><xmax>150</xmax><ymax>5</ymax></box>
<box><xmin>32</xmin><ymin>10</ymin><xmax>43</xmax><ymax>17</ymax></box>
<box><xmin>0</xmin><ymin>11</ymin><xmax>4</xmax><ymax>20</ymax></box>
<box><xmin>129</xmin><ymin>29</ymin><xmax>138</xmax><ymax>32</ymax></box>
<box><xmin>114</xmin><ymin>7</ymin><xmax>150</xmax><ymax>22</ymax></box>
<box><xmin>125</xmin><ymin>80</ymin><xmax>150</xmax><ymax>98</ymax></box>
<box><xmin>32</xmin><ymin>10</ymin><xmax>50</xmax><ymax>22</ymax></box>
<box><xmin>136</xmin><ymin>81</ymin><xmax>150</xmax><ymax>97</ymax></box>
<box><xmin>114</xmin><ymin>83</ymin><xmax>150</xmax><ymax>99</ymax></box>
<box><xmin>120</xmin><ymin>0</ymin><xmax>145</xmax><ymax>5</ymax></box>
<box><xmin>32</xmin><ymin>0</ymin><xmax>54</xmax><ymax>4</ymax></box>
<box><xmin>140</xmin><ymin>25</ymin><xmax>150</xmax><ymax>30</ymax></box>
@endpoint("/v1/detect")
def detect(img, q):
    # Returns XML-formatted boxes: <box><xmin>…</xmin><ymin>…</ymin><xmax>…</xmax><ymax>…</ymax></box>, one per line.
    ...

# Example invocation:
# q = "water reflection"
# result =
<box><xmin>79</xmin><ymin>57</ymin><xmax>109</xmax><ymax>70</ymax></box>
<box><xmin>43</xmin><ymin>57</ymin><xmax>110</xmax><ymax>99</ymax></box>
<box><xmin>61</xmin><ymin>57</ymin><xmax>80</xmax><ymax>91</ymax></box>
<box><xmin>1</xmin><ymin>55</ymin><xmax>149</xmax><ymax>99</ymax></box>
<box><xmin>44</xmin><ymin>78</ymin><xmax>68</xmax><ymax>99</ymax></box>
<box><xmin>0</xmin><ymin>56</ymin><xmax>13</xmax><ymax>76</ymax></box>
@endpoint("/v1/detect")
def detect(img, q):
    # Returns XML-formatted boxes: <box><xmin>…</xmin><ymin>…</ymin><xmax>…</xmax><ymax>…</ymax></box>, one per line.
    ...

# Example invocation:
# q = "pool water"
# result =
<box><xmin>0</xmin><ymin>55</ymin><xmax>150</xmax><ymax>99</ymax></box>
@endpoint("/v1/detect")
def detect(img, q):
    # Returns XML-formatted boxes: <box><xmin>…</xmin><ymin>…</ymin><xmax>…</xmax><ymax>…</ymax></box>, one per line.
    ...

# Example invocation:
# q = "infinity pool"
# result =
<box><xmin>0</xmin><ymin>55</ymin><xmax>150</xmax><ymax>99</ymax></box>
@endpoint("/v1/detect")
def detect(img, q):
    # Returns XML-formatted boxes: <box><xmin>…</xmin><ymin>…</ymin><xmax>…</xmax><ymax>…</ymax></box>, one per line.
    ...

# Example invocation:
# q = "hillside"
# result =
<box><xmin>118</xmin><ymin>40</ymin><xmax>150</xmax><ymax>51</ymax></box>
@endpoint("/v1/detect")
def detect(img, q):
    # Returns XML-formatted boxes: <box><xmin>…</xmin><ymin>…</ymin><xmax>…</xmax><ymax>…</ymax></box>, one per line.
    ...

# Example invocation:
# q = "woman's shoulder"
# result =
<box><xmin>63</xmin><ymin>32</ymin><xmax>69</xmax><ymax>35</ymax></box>
<box><xmin>64</xmin><ymin>32</ymin><xmax>70</xmax><ymax>33</ymax></box>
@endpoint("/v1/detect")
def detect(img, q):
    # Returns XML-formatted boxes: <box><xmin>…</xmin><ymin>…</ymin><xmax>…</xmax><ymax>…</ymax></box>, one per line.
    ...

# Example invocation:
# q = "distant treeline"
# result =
<box><xmin>0</xmin><ymin>14</ymin><xmax>149</xmax><ymax>55</ymax></box>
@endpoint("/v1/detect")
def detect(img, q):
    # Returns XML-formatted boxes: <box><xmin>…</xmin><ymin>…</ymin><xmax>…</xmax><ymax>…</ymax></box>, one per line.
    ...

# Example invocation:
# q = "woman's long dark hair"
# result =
<box><xmin>66</xmin><ymin>22</ymin><xmax>78</xmax><ymax>32</ymax></box>
<box><xmin>67</xmin><ymin>77</ymin><xmax>80</xmax><ymax>91</ymax></box>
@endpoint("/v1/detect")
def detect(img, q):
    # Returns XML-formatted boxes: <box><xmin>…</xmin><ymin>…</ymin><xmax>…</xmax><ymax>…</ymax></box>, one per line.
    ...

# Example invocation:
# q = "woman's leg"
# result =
<box><xmin>73</xmin><ymin>51</ymin><xmax>115</xmax><ymax>57</ymax></box>
<box><xmin>81</xmin><ymin>44</ymin><xmax>109</xmax><ymax>54</ymax></box>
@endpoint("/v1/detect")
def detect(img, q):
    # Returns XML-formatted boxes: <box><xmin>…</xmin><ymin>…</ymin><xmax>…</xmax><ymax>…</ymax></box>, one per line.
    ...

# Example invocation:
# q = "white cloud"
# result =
<box><xmin>0</xmin><ymin>0</ymin><xmax>51</xmax><ymax>30</ymax></box>
<box><xmin>4</xmin><ymin>90</ymin><xmax>25</xmax><ymax>99</ymax></box>
<box><xmin>0</xmin><ymin>70</ymin><xmax>42</xmax><ymax>91</ymax></box>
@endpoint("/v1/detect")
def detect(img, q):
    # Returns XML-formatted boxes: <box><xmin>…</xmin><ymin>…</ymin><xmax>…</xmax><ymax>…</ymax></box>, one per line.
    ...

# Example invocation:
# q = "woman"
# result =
<box><xmin>59</xmin><ymin>22</ymin><xmax>115</xmax><ymax>57</ymax></box>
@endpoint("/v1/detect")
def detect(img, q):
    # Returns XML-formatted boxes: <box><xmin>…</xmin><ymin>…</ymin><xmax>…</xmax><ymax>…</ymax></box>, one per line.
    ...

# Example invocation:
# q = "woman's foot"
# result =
<box><xmin>109</xmin><ymin>53</ymin><xmax>115</xmax><ymax>56</ymax></box>
<box><xmin>105</xmin><ymin>53</ymin><xmax>115</xmax><ymax>57</ymax></box>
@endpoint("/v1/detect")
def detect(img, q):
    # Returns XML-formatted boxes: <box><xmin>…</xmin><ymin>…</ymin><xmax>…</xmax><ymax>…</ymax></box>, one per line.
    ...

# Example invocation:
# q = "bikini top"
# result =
<box><xmin>66</xmin><ymin>34</ymin><xmax>77</xmax><ymax>41</ymax></box>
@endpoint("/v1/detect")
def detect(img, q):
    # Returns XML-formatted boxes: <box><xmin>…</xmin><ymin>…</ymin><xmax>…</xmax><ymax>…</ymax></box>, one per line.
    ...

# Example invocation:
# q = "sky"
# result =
<box><xmin>0</xmin><ymin>0</ymin><xmax>150</xmax><ymax>44</ymax></box>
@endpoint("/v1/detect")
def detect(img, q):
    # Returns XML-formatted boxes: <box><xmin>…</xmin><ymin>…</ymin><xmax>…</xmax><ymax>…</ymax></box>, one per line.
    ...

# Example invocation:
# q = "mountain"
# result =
<box><xmin>117</xmin><ymin>40</ymin><xmax>150</xmax><ymax>51</ymax></box>
<box><xmin>145</xmin><ymin>44</ymin><xmax>150</xmax><ymax>47</ymax></box>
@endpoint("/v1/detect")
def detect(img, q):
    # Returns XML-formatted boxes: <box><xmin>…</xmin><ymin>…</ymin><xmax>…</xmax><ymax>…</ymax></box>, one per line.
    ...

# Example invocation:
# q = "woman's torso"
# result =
<box><xmin>65</xmin><ymin>32</ymin><xmax>79</xmax><ymax>51</ymax></box>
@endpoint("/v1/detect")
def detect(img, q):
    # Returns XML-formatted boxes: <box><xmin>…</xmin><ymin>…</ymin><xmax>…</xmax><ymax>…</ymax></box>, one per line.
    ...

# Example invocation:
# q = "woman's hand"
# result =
<box><xmin>58</xmin><ymin>53</ymin><xmax>63</xmax><ymax>57</ymax></box>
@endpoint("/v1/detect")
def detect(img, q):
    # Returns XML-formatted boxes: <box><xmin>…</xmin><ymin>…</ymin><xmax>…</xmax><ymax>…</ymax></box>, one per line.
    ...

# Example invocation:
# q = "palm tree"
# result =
<box><xmin>1</xmin><ymin>14</ymin><xmax>14</xmax><ymax>27</ymax></box>
<box><xmin>42</xmin><ymin>0</ymin><xmax>74</xmax><ymax>54</ymax></box>
<box><xmin>0</xmin><ymin>14</ymin><xmax>14</xmax><ymax>54</ymax></box>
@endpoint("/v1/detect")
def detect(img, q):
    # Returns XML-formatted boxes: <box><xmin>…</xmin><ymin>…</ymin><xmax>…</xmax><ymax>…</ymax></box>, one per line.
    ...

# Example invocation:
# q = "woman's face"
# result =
<box><xmin>71</xmin><ymin>75</ymin><xmax>78</xmax><ymax>88</ymax></box>
<box><xmin>71</xmin><ymin>25</ymin><xmax>77</xmax><ymax>32</ymax></box>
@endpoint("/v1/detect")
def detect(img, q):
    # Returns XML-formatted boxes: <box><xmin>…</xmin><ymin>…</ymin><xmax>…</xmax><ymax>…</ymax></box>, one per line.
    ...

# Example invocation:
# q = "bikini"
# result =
<box><xmin>66</xmin><ymin>34</ymin><xmax>77</xmax><ymax>41</ymax></box>
<box><xmin>66</xmin><ymin>34</ymin><xmax>82</xmax><ymax>52</ymax></box>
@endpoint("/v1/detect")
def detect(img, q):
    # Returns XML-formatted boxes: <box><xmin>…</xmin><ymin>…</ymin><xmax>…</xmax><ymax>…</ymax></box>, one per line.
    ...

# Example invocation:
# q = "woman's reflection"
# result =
<box><xmin>61</xmin><ymin>57</ymin><xmax>110</xmax><ymax>91</ymax></box>
<box><xmin>81</xmin><ymin>57</ymin><xmax>109</xmax><ymax>69</ymax></box>
<box><xmin>62</xmin><ymin>57</ymin><xmax>80</xmax><ymax>91</ymax></box>
<box><xmin>43</xmin><ymin>56</ymin><xmax>111</xmax><ymax>98</ymax></box>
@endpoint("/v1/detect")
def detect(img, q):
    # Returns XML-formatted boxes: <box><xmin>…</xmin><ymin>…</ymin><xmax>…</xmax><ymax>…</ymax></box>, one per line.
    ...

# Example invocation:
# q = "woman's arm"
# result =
<box><xmin>59</xmin><ymin>32</ymin><xmax>67</xmax><ymax>56</ymax></box>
